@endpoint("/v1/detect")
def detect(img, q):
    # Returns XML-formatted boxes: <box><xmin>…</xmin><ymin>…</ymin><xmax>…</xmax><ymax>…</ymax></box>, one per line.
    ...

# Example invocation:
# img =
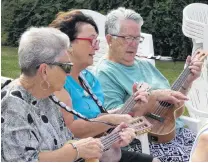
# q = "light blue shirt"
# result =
<box><xmin>94</xmin><ymin>58</ymin><xmax>184</xmax><ymax>128</ymax></box>
<box><xmin>64</xmin><ymin>70</ymin><xmax>103</xmax><ymax>119</ymax></box>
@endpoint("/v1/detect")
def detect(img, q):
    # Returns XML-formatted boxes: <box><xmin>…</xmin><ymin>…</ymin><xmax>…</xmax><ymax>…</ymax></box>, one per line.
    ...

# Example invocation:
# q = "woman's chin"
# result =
<box><xmin>87</xmin><ymin>61</ymin><xmax>94</xmax><ymax>67</ymax></box>
<box><xmin>54</xmin><ymin>84</ymin><xmax>65</xmax><ymax>93</ymax></box>
<box><xmin>123</xmin><ymin>58</ymin><xmax>134</xmax><ymax>65</ymax></box>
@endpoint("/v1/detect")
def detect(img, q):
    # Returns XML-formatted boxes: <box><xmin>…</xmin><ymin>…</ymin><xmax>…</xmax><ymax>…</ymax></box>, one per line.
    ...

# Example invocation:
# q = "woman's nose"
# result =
<box><xmin>93</xmin><ymin>44</ymin><xmax>100</xmax><ymax>51</ymax></box>
<box><xmin>129</xmin><ymin>40</ymin><xmax>139</xmax><ymax>47</ymax></box>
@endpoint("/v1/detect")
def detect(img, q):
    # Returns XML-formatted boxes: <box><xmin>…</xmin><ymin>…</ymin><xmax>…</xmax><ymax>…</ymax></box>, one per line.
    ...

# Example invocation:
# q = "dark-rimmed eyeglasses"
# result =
<box><xmin>75</xmin><ymin>37</ymin><xmax>100</xmax><ymax>48</ymax></box>
<box><xmin>110</xmin><ymin>34</ymin><xmax>144</xmax><ymax>44</ymax></box>
<box><xmin>36</xmin><ymin>62</ymin><xmax>73</xmax><ymax>74</ymax></box>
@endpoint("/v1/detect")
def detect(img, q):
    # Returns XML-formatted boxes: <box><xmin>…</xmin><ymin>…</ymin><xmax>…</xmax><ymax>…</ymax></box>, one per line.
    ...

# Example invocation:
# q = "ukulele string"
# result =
<box><xmin>153</xmin><ymin>51</ymin><xmax>202</xmax><ymax>117</ymax></box>
<box><xmin>155</xmin><ymin>67</ymin><xmax>190</xmax><ymax>116</ymax></box>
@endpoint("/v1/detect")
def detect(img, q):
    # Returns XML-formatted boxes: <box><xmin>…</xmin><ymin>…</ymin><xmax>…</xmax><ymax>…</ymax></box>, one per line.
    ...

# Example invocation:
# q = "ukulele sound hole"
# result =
<box><xmin>149</xmin><ymin>135</ymin><xmax>158</xmax><ymax>142</ymax></box>
<box><xmin>159</xmin><ymin>101</ymin><xmax>172</xmax><ymax>107</ymax></box>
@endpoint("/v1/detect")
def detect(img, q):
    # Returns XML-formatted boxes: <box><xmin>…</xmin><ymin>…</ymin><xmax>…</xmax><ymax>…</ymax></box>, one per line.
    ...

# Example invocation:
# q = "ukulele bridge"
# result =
<box><xmin>146</xmin><ymin>113</ymin><xmax>164</xmax><ymax>122</ymax></box>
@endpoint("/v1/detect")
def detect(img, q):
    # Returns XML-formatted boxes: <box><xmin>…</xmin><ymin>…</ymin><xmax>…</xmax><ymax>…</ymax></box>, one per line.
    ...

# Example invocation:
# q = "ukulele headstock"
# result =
<box><xmin>129</xmin><ymin>116</ymin><xmax>152</xmax><ymax>135</ymax></box>
<box><xmin>193</xmin><ymin>50</ymin><xmax>208</xmax><ymax>62</ymax></box>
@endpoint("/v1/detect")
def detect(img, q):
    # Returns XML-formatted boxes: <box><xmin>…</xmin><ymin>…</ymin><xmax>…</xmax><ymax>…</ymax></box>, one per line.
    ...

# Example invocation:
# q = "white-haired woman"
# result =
<box><xmin>1</xmin><ymin>27</ymin><xmax>136</xmax><ymax>162</ymax></box>
<box><xmin>94</xmin><ymin>7</ymin><xmax>204</xmax><ymax>162</ymax></box>
<box><xmin>50</xmin><ymin>9</ymin><xmax>190</xmax><ymax>162</ymax></box>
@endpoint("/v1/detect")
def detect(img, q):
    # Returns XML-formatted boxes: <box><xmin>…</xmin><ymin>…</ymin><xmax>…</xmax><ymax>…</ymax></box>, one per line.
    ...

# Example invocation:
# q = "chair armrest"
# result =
<box><xmin>136</xmin><ymin>133</ymin><xmax>150</xmax><ymax>154</ymax></box>
<box><xmin>185</xmin><ymin>102</ymin><xmax>208</xmax><ymax>118</ymax></box>
<box><xmin>180</xmin><ymin>115</ymin><xmax>201</xmax><ymax>133</ymax></box>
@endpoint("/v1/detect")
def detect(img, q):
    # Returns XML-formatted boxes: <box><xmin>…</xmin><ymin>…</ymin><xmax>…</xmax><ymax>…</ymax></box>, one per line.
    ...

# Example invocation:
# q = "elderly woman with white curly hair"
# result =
<box><xmin>94</xmin><ymin>7</ymin><xmax>205</xmax><ymax>162</ymax></box>
<box><xmin>1</xmin><ymin>27</ymin><xmax>136</xmax><ymax>162</ymax></box>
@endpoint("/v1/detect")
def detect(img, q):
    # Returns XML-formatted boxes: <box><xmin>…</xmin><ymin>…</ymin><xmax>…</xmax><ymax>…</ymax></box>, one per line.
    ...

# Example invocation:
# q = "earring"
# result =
<box><xmin>40</xmin><ymin>80</ymin><xmax>50</xmax><ymax>91</ymax></box>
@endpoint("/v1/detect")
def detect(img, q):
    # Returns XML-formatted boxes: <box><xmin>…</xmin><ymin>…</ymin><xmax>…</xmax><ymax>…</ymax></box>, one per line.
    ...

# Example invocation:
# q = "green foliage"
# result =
<box><xmin>2</xmin><ymin>0</ymin><xmax>208</xmax><ymax>59</ymax></box>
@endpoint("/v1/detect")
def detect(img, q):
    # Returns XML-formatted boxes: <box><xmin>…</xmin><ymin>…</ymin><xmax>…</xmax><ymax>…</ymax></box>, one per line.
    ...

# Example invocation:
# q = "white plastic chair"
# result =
<box><xmin>182</xmin><ymin>3</ymin><xmax>208</xmax><ymax>131</ymax></box>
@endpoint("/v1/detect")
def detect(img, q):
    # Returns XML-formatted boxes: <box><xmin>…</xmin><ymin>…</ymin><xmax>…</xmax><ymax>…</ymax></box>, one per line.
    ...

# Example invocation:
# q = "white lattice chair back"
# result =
<box><xmin>182</xmin><ymin>3</ymin><xmax>208</xmax><ymax>128</ymax></box>
<box><xmin>182</xmin><ymin>3</ymin><xmax>208</xmax><ymax>46</ymax></box>
<box><xmin>80</xmin><ymin>9</ymin><xmax>155</xmax><ymax>71</ymax></box>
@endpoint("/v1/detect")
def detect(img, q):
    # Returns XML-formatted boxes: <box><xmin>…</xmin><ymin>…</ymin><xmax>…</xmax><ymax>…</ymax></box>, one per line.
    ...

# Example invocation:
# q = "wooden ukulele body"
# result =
<box><xmin>143</xmin><ymin>51</ymin><xmax>207</xmax><ymax>143</ymax></box>
<box><xmin>143</xmin><ymin>98</ymin><xmax>184</xmax><ymax>143</ymax></box>
<box><xmin>85</xmin><ymin>158</ymin><xmax>99</xmax><ymax>162</ymax></box>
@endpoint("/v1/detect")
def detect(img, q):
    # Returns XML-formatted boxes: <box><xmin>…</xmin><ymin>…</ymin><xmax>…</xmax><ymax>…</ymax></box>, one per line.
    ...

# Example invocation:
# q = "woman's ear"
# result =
<box><xmin>38</xmin><ymin>63</ymin><xmax>48</xmax><ymax>80</ymax></box>
<box><xmin>106</xmin><ymin>34</ymin><xmax>112</xmax><ymax>46</ymax></box>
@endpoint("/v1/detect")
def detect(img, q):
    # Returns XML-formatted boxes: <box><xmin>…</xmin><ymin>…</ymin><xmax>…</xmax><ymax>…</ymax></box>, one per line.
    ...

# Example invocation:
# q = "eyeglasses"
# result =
<box><xmin>75</xmin><ymin>37</ymin><xmax>100</xmax><ymax>48</ymax></box>
<box><xmin>110</xmin><ymin>34</ymin><xmax>144</xmax><ymax>44</ymax></box>
<box><xmin>36</xmin><ymin>62</ymin><xmax>73</xmax><ymax>74</ymax></box>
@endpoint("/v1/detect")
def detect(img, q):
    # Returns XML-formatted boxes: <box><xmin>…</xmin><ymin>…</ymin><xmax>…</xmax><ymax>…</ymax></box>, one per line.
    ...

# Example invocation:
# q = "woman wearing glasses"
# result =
<box><xmin>50</xmin><ymin>10</ymin><xmax>189</xmax><ymax>162</ymax></box>
<box><xmin>1</xmin><ymin>27</ymin><xmax>136</xmax><ymax>162</ymax></box>
<box><xmin>50</xmin><ymin>10</ymin><xmax>147</xmax><ymax>139</ymax></box>
<box><xmin>94</xmin><ymin>7</ymin><xmax>203</xmax><ymax>162</ymax></box>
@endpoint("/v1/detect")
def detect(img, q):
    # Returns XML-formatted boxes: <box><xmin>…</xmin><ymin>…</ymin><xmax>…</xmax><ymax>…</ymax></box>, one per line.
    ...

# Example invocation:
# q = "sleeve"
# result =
<box><xmin>96</xmin><ymin>71</ymin><xmax>127</xmax><ymax>110</ymax></box>
<box><xmin>1</xmin><ymin>97</ymin><xmax>42</xmax><ymax>162</ymax></box>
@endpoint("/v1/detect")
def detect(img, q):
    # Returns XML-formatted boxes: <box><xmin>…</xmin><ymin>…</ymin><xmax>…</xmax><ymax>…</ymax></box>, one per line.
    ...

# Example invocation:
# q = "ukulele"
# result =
<box><xmin>116</xmin><ymin>82</ymin><xmax>151</xmax><ymax>114</ymax></box>
<box><xmin>144</xmin><ymin>50</ymin><xmax>208</xmax><ymax>143</ymax></box>
<box><xmin>95</xmin><ymin>82</ymin><xmax>151</xmax><ymax>137</ymax></box>
<box><xmin>69</xmin><ymin>116</ymin><xmax>152</xmax><ymax>162</ymax></box>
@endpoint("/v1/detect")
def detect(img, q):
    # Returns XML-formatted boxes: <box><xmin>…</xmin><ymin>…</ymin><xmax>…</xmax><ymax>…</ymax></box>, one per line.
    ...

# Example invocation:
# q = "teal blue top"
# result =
<box><xmin>94</xmin><ymin>58</ymin><xmax>184</xmax><ymax>128</ymax></box>
<box><xmin>64</xmin><ymin>70</ymin><xmax>103</xmax><ymax>119</ymax></box>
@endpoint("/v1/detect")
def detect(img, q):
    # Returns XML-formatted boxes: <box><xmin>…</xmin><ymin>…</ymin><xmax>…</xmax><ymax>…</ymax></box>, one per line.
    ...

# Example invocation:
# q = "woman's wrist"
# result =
<box><xmin>38</xmin><ymin>143</ymin><xmax>80</xmax><ymax>162</ymax></box>
<box><xmin>68</xmin><ymin>142</ymin><xmax>80</xmax><ymax>161</ymax></box>
<box><xmin>182</xmin><ymin>80</ymin><xmax>193</xmax><ymax>91</ymax></box>
<box><xmin>150</xmin><ymin>90</ymin><xmax>159</xmax><ymax>101</ymax></box>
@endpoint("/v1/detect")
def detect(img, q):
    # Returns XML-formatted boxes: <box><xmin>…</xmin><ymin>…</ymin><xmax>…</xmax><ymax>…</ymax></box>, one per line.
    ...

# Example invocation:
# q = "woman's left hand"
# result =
<box><xmin>186</xmin><ymin>55</ymin><xmax>203</xmax><ymax>84</ymax></box>
<box><xmin>132</xmin><ymin>82</ymin><xmax>151</xmax><ymax>103</ymax></box>
<box><xmin>112</xmin><ymin>122</ymin><xmax>136</xmax><ymax>148</ymax></box>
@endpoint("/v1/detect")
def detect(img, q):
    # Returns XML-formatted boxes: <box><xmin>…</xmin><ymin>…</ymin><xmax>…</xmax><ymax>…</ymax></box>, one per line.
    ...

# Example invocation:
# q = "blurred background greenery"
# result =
<box><xmin>2</xmin><ymin>0</ymin><xmax>207</xmax><ymax>59</ymax></box>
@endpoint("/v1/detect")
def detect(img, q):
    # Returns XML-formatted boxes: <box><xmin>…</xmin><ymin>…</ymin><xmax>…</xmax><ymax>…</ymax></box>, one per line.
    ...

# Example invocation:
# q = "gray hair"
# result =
<box><xmin>18</xmin><ymin>27</ymin><xmax>70</xmax><ymax>76</ymax></box>
<box><xmin>105</xmin><ymin>7</ymin><xmax>143</xmax><ymax>35</ymax></box>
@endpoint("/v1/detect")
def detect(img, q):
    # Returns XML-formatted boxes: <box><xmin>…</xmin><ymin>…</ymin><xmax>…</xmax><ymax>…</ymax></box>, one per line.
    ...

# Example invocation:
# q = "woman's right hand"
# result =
<box><xmin>115</xmin><ymin>114</ymin><xmax>134</xmax><ymax>124</ymax></box>
<box><xmin>113</xmin><ymin>114</ymin><xmax>134</xmax><ymax>124</ymax></box>
<box><xmin>101</xmin><ymin>114</ymin><xmax>133</xmax><ymax>124</ymax></box>
<box><xmin>73</xmin><ymin>137</ymin><xmax>104</xmax><ymax>159</ymax></box>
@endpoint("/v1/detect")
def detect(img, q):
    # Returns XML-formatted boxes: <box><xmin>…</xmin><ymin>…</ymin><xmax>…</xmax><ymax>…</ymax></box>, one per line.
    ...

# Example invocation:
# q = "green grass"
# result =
<box><xmin>1</xmin><ymin>46</ymin><xmax>20</xmax><ymax>78</ymax></box>
<box><xmin>155</xmin><ymin>60</ymin><xmax>185</xmax><ymax>85</ymax></box>
<box><xmin>1</xmin><ymin>46</ymin><xmax>189</xmax><ymax>115</ymax></box>
<box><xmin>2</xmin><ymin>46</ymin><xmax>186</xmax><ymax>81</ymax></box>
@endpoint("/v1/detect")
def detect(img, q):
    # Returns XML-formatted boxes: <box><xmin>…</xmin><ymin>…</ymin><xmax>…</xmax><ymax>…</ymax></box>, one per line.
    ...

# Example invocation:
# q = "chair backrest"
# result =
<box><xmin>183</xmin><ymin>3</ymin><xmax>208</xmax><ymax>49</ymax></box>
<box><xmin>80</xmin><ymin>9</ymin><xmax>155</xmax><ymax>70</ymax></box>
<box><xmin>185</xmin><ymin>58</ymin><xmax>208</xmax><ymax>118</ymax></box>
<box><xmin>182</xmin><ymin>3</ymin><xmax>208</xmax><ymax>123</ymax></box>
